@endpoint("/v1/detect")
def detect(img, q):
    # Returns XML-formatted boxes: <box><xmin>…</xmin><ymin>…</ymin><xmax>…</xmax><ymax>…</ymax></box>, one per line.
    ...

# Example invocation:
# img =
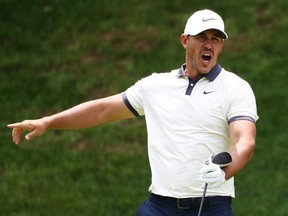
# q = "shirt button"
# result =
<box><xmin>190</xmin><ymin>83</ymin><xmax>193</xmax><ymax>86</ymax></box>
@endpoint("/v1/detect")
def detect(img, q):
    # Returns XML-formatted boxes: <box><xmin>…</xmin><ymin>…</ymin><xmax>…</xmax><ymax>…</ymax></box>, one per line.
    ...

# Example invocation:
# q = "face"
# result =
<box><xmin>181</xmin><ymin>29</ymin><xmax>224</xmax><ymax>78</ymax></box>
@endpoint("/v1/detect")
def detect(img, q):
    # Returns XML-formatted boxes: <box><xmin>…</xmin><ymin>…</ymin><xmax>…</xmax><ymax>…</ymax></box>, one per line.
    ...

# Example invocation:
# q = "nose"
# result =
<box><xmin>203</xmin><ymin>40</ymin><xmax>213</xmax><ymax>50</ymax></box>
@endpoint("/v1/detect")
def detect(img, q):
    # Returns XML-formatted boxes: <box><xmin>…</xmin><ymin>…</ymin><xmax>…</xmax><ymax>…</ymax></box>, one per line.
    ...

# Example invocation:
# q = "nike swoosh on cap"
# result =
<box><xmin>202</xmin><ymin>17</ymin><xmax>217</xmax><ymax>22</ymax></box>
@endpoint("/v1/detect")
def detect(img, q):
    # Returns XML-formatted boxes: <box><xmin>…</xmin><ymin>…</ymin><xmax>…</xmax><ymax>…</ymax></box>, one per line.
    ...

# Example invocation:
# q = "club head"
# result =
<box><xmin>207</xmin><ymin>152</ymin><xmax>232</xmax><ymax>167</ymax></box>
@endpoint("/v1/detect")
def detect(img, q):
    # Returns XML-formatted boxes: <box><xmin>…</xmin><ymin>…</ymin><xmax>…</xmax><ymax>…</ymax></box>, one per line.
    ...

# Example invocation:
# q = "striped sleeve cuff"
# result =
<box><xmin>122</xmin><ymin>92</ymin><xmax>140</xmax><ymax>117</ymax></box>
<box><xmin>228</xmin><ymin>116</ymin><xmax>256</xmax><ymax>124</ymax></box>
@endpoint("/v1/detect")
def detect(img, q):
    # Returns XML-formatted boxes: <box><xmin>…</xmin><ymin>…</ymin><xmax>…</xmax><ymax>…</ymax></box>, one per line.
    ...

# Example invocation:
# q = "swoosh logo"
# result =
<box><xmin>203</xmin><ymin>91</ymin><xmax>214</xmax><ymax>94</ymax></box>
<box><xmin>202</xmin><ymin>17</ymin><xmax>217</xmax><ymax>22</ymax></box>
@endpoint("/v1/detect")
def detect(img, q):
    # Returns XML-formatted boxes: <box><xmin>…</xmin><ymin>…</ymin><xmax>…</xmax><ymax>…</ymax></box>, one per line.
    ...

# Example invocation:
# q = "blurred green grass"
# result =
<box><xmin>1</xmin><ymin>0</ymin><xmax>288</xmax><ymax>215</ymax></box>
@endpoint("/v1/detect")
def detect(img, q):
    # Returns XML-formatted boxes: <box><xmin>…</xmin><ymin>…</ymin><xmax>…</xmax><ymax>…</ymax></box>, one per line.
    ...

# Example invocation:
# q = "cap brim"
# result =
<box><xmin>216</xmin><ymin>30</ymin><xmax>228</xmax><ymax>39</ymax></box>
<box><xmin>186</xmin><ymin>28</ymin><xmax>228</xmax><ymax>39</ymax></box>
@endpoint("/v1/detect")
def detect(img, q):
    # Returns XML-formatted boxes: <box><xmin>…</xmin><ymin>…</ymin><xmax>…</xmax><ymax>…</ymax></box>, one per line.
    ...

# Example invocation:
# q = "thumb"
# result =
<box><xmin>25</xmin><ymin>127</ymin><xmax>44</xmax><ymax>140</ymax></box>
<box><xmin>25</xmin><ymin>133</ymin><xmax>33</xmax><ymax>141</ymax></box>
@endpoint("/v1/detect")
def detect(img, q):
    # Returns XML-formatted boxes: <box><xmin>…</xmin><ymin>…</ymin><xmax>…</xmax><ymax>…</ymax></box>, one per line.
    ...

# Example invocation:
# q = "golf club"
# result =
<box><xmin>197</xmin><ymin>152</ymin><xmax>232</xmax><ymax>216</ymax></box>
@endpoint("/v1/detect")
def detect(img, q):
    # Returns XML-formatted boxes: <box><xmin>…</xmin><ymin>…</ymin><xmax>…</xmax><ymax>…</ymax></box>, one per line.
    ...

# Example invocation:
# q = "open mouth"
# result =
<box><xmin>201</xmin><ymin>53</ymin><xmax>212</xmax><ymax>62</ymax></box>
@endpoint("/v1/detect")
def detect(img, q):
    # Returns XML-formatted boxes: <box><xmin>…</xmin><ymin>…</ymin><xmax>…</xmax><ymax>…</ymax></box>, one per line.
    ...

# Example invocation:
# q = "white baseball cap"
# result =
<box><xmin>184</xmin><ymin>9</ymin><xmax>228</xmax><ymax>39</ymax></box>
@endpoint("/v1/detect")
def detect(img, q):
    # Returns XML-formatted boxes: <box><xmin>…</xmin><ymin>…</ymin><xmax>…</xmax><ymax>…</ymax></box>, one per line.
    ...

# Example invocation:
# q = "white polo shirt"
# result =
<box><xmin>123</xmin><ymin>64</ymin><xmax>258</xmax><ymax>198</ymax></box>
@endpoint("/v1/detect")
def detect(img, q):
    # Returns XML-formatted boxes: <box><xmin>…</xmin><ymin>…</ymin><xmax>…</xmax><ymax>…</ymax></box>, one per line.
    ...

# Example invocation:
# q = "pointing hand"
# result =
<box><xmin>7</xmin><ymin>119</ymin><xmax>48</xmax><ymax>144</ymax></box>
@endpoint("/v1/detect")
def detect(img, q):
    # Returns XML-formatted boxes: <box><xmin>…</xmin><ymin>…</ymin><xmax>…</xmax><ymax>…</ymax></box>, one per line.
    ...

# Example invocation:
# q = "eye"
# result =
<box><xmin>212</xmin><ymin>35</ymin><xmax>222</xmax><ymax>42</ymax></box>
<box><xmin>196</xmin><ymin>34</ymin><xmax>206</xmax><ymax>41</ymax></box>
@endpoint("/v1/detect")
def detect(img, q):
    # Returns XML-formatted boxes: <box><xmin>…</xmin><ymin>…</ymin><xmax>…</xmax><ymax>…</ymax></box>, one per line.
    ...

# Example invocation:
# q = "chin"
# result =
<box><xmin>199</xmin><ymin>68</ymin><xmax>211</xmax><ymax>75</ymax></box>
<box><xmin>200</xmin><ymin>64</ymin><xmax>214</xmax><ymax>73</ymax></box>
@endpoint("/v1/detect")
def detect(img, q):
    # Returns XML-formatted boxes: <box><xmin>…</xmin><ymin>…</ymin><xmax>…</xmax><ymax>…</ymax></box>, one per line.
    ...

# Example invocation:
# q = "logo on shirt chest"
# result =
<box><xmin>203</xmin><ymin>90</ymin><xmax>214</xmax><ymax>95</ymax></box>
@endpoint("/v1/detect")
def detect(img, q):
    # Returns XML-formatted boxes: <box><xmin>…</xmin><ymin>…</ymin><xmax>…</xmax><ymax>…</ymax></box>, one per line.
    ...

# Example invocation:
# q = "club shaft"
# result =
<box><xmin>198</xmin><ymin>183</ymin><xmax>208</xmax><ymax>216</ymax></box>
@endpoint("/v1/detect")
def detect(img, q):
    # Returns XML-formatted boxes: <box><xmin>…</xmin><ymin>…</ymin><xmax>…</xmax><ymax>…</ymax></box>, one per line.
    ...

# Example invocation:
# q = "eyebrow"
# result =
<box><xmin>197</xmin><ymin>31</ymin><xmax>223</xmax><ymax>38</ymax></box>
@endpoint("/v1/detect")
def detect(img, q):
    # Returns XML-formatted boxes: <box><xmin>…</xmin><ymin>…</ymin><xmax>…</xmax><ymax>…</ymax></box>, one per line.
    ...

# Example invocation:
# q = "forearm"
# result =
<box><xmin>43</xmin><ymin>94</ymin><xmax>134</xmax><ymax>130</ymax></box>
<box><xmin>224</xmin><ymin>138</ymin><xmax>255</xmax><ymax>180</ymax></box>
<box><xmin>43</xmin><ymin>100</ymin><xmax>109</xmax><ymax>130</ymax></box>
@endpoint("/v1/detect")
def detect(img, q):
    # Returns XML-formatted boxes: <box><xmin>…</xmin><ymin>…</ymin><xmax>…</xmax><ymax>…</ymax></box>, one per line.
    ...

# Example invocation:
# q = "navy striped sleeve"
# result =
<box><xmin>122</xmin><ymin>92</ymin><xmax>140</xmax><ymax>117</ymax></box>
<box><xmin>228</xmin><ymin>116</ymin><xmax>256</xmax><ymax>124</ymax></box>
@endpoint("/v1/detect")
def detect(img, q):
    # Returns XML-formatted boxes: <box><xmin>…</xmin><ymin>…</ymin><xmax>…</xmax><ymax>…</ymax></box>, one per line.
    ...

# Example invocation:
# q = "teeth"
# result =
<box><xmin>202</xmin><ymin>53</ymin><xmax>211</xmax><ymax>62</ymax></box>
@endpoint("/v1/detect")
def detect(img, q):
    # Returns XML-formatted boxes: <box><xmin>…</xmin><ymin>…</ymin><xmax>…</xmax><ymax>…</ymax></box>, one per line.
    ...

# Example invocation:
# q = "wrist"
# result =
<box><xmin>41</xmin><ymin>116</ymin><xmax>52</xmax><ymax>130</ymax></box>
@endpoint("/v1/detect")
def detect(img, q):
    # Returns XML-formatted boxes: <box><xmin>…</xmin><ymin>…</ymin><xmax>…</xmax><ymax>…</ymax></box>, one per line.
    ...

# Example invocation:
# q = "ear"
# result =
<box><xmin>181</xmin><ymin>34</ymin><xmax>188</xmax><ymax>49</ymax></box>
<box><xmin>219</xmin><ymin>40</ymin><xmax>225</xmax><ymax>53</ymax></box>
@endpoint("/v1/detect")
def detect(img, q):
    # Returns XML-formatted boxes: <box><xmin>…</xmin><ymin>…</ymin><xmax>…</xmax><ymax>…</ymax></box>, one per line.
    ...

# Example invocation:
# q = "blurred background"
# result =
<box><xmin>0</xmin><ymin>0</ymin><xmax>287</xmax><ymax>215</ymax></box>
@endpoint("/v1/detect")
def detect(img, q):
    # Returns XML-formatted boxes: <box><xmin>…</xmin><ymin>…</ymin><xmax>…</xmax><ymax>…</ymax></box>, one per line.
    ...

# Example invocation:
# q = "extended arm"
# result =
<box><xmin>7</xmin><ymin>93</ymin><xmax>135</xmax><ymax>144</ymax></box>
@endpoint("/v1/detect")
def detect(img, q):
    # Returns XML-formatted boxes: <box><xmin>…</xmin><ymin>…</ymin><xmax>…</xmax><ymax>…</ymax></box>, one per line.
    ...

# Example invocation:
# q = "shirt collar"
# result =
<box><xmin>176</xmin><ymin>63</ymin><xmax>222</xmax><ymax>81</ymax></box>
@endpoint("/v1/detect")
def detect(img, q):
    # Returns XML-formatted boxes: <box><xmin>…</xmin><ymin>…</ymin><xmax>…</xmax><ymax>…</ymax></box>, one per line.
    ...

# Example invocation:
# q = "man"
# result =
<box><xmin>8</xmin><ymin>9</ymin><xmax>258</xmax><ymax>216</ymax></box>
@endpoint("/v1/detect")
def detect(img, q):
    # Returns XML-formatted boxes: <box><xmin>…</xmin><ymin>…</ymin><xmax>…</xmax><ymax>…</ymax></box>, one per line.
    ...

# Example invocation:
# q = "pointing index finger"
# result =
<box><xmin>7</xmin><ymin>122</ymin><xmax>21</xmax><ymax>128</ymax></box>
<box><xmin>7</xmin><ymin>122</ymin><xmax>31</xmax><ymax>130</ymax></box>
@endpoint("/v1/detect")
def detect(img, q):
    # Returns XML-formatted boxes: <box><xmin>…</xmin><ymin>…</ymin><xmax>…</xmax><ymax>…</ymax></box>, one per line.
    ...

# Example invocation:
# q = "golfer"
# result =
<box><xmin>8</xmin><ymin>9</ymin><xmax>258</xmax><ymax>216</ymax></box>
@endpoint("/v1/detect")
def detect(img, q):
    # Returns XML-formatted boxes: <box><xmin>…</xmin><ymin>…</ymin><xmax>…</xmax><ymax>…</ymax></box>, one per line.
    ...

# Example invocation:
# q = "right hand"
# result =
<box><xmin>7</xmin><ymin>118</ymin><xmax>48</xmax><ymax>144</ymax></box>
